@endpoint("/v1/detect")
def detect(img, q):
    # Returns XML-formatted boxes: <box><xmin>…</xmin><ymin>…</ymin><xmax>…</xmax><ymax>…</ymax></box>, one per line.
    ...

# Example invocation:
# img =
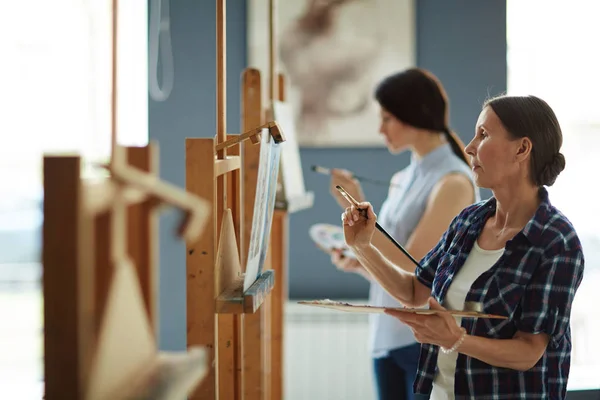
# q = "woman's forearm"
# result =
<box><xmin>354</xmin><ymin>244</ymin><xmax>418</xmax><ymax>306</ymax></box>
<box><xmin>371</xmin><ymin>230</ymin><xmax>418</xmax><ymax>274</ymax></box>
<box><xmin>458</xmin><ymin>333</ymin><xmax>548</xmax><ymax>371</ymax></box>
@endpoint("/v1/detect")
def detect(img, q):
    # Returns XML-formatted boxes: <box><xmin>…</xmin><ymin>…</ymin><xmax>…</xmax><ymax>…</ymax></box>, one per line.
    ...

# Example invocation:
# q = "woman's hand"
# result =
<box><xmin>342</xmin><ymin>202</ymin><xmax>377</xmax><ymax>249</ymax></box>
<box><xmin>329</xmin><ymin>168</ymin><xmax>365</xmax><ymax>209</ymax></box>
<box><xmin>330</xmin><ymin>249</ymin><xmax>363</xmax><ymax>274</ymax></box>
<box><xmin>384</xmin><ymin>297</ymin><xmax>464</xmax><ymax>349</ymax></box>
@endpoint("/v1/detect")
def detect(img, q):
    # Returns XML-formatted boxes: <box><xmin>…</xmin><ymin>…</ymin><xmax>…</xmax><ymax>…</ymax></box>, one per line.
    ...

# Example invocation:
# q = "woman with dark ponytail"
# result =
<box><xmin>328</xmin><ymin>68</ymin><xmax>479</xmax><ymax>400</ymax></box>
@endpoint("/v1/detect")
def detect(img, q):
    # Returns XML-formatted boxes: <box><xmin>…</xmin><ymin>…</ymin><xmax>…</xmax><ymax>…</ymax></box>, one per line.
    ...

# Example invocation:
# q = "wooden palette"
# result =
<box><xmin>298</xmin><ymin>300</ymin><xmax>508</xmax><ymax>320</ymax></box>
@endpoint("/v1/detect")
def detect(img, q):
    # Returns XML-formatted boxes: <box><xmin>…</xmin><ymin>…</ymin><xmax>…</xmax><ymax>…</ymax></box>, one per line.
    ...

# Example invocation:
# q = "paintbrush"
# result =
<box><xmin>311</xmin><ymin>165</ymin><xmax>398</xmax><ymax>187</ymax></box>
<box><xmin>335</xmin><ymin>185</ymin><xmax>419</xmax><ymax>266</ymax></box>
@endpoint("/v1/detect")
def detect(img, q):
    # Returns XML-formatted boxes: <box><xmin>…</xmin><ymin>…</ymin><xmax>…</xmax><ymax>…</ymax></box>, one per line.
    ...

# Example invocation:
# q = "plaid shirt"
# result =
<box><xmin>414</xmin><ymin>188</ymin><xmax>584</xmax><ymax>399</ymax></box>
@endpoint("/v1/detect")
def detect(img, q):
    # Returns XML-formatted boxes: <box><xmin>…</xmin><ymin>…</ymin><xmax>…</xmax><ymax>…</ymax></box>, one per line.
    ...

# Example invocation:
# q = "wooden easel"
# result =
<box><xmin>42</xmin><ymin>2</ymin><xmax>210</xmax><ymax>398</ymax></box>
<box><xmin>185</xmin><ymin>1</ymin><xmax>286</xmax><ymax>399</ymax></box>
<box><xmin>264</xmin><ymin>1</ymin><xmax>314</xmax><ymax>398</ymax></box>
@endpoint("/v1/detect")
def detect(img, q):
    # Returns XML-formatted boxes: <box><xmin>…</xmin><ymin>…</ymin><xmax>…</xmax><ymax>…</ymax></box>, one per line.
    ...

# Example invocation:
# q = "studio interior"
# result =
<box><xmin>1</xmin><ymin>1</ymin><xmax>599</xmax><ymax>399</ymax></box>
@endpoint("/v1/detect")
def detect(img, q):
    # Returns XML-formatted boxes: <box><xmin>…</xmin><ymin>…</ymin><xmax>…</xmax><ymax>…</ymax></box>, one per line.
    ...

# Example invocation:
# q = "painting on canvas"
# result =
<box><xmin>248</xmin><ymin>0</ymin><xmax>416</xmax><ymax>147</ymax></box>
<box><xmin>244</xmin><ymin>129</ymin><xmax>282</xmax><ymax>291</ymax></box>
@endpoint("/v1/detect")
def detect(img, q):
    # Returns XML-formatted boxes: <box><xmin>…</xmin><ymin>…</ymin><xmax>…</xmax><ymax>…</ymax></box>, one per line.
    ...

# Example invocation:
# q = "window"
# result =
<box><xmin>0</xmin><ymin>2</ymin><xmax>148</xmax><ymax>396</ymax></box>
<box><xmin>0</xmin><ymin>0</ymin><xmax>148</xmax><ymax>265</ymax></box>
<box><xmin>1</xmin><ymin>0</ymin><xmax>148</xmax><ymax>201</ymax></box>
<box><xmin>507</xmin><ymin>0</ymin><xmax>600</xmax><ymax>391</ymax></box>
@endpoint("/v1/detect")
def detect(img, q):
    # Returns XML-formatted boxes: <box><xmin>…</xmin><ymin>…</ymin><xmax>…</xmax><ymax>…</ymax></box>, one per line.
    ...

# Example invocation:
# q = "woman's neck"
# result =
<box><xmin>491</xmin><ymin>181</ymin><xmax>540</xmax><ymax>230</ymax></box>
<box><xmin>411</xmin><ymin>132</ymin><xmax>445</xmax><ymax>159</ymax></box>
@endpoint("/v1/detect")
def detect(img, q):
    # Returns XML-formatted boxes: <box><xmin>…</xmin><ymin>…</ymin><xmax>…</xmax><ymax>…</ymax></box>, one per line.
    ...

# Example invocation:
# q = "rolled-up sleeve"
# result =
<box><xmin>515</xmin><ymin>232</ymin><xmax>585</xmax><ymax>347</ymax></box>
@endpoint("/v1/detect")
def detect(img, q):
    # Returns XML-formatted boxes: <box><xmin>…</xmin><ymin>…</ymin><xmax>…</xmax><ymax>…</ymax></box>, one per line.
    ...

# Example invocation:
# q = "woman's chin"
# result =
<box><xmin>473</xmin><ymin>175</ymin><xmax>490</xmax><ymax>189</ymax></box>
<box><xmin>386</xmin><ymin>142</ymin><xmax>405</xmax><ymax>154</ymax></box>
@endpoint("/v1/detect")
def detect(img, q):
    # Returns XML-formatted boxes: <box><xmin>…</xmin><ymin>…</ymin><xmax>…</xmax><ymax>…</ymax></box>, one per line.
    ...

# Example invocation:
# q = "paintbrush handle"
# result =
<box><xmin>312</xmin><ymin>165</ymin><xmax>399</xmax><ymax>188</ymax></box>
<box><xmin>336</xmin><ymin>185</ymin><xmax>420</xmax><ymax>267</ymax></box>
<box><xmin>374</xmin><ymin>222</ymin><xmax>420</xmax><ymax>266</ymax></box>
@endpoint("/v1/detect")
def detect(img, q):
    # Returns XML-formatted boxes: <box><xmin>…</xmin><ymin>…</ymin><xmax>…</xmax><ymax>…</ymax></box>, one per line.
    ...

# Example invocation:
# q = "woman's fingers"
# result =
<box><xmin>330</xmin><ymin>249</ymin><xmax>342</xmax><ymax>264</ymax></box>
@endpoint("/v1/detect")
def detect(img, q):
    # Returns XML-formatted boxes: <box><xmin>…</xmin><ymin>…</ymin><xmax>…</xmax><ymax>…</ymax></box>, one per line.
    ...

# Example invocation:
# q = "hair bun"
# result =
<box><xmin>538</xmin><ymin>152</ymin><xmax>565</xmax><ymax>187</ymax></box>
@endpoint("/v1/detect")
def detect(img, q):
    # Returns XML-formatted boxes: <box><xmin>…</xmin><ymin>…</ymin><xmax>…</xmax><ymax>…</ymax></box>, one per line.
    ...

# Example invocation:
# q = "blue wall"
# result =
<box><xmin>289</xmin><ymin>0</ymin><xmax>507</xmax><ymax>299</ymax></box>
<box><xmin>148</xmin><ymin>0</ymin><xmax>247</xmax><ymax>351</ymax></box>
<box><xmin>148</xmin><ymin>0</ymin><xmax>507</xmax><ymax>349</ymax></box>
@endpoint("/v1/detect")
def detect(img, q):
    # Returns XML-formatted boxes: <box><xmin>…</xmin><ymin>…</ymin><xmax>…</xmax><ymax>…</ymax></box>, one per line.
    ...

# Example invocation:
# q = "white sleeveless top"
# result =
<box><xmin>430</xmin><ymin>240</ymin><xmax>504</xmax><ymax>400</ymax></box>
<box><xmin>370</xmin><ymin>143</ymin><xmax>479</xmax><ymax>357</ymax></box>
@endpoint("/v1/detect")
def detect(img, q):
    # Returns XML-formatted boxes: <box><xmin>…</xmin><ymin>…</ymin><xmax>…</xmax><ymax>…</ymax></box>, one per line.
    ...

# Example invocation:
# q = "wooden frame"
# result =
<box><xmin>185</xmin><ymin>1</ymin><xmax>285</xmax><ymax>399</ymax></box>
<box><xmin>43</xmin><ymin>1</ymin><xmax>211</xmax><ymax>397</ymax></box>
<box><xmin>43</xmin><ymin>145</ymin><xmax>211</xmax><ymax>400</ymax></box>
<box><xmin>262</xmin><ymin>1</ymin><xmax>314</xmax><ymax>399</ymax></box>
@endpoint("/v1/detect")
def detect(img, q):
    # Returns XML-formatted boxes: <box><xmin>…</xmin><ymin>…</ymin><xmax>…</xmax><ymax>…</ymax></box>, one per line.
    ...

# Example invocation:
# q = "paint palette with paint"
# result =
<box><xmin>309</xmin><ymin>223</ymin><xmax>356</xmax><ymax>259</ymax></box>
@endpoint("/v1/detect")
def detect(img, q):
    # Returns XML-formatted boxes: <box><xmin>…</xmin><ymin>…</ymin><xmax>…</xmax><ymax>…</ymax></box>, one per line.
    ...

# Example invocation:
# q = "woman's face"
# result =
<box><xmin>378</xmin><ymin>107</ymin><xmax>417</xmax><ymax>154</ymax></box>
<box><xmin>465</xmin><ymin>106</ymin><xmax>527</xmax><ymax>189</ymax></box>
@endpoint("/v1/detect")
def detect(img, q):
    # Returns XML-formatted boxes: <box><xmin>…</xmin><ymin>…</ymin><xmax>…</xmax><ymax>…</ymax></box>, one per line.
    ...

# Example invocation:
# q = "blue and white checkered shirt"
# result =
<box><xmin>414</xmin><ymin>188</ymin><xmax>584</xmax><ymax>399</ymax></box>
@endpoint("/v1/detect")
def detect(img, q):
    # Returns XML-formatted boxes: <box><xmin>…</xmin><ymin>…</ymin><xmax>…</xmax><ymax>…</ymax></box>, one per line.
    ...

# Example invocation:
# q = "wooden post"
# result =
<box><xmin>241</xmin><ymin>68</ymin><xmax>270</xmax><ymax>400</ymax></box>
<box><xmin>186</xmin><ymin>1</ymin><xmax>280</xmax><ymax>399</ymax></box>
<box><xmin>43</xmin><ymin>1</ymin><xmax>210</xmax><ymax>397</ymax></box>
<box><xmin>269</xmin><ymin>73</ymin><xmax>288</xmax><ymax>400</ymax></box>
<box><xmin>43</xmin><ymin>155</ymin><xmax>94</xmax><ymax>399</ymax></box>
<box><xmin>126</xmin><ymin>144</ymin><xmax>159</xmax><ymax>332</ymax></box>
<box><xmin>43</xmin><ymin>146</ymin><xmax>210</xmax><ymax>400</ymax></box>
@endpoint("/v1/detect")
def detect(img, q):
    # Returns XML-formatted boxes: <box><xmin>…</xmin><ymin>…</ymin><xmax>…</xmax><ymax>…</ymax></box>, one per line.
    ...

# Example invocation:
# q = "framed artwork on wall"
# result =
<box><xmin>248</xmin><ymin>0</ymin><xmax>416</xmax><ymax>147</ymax></box>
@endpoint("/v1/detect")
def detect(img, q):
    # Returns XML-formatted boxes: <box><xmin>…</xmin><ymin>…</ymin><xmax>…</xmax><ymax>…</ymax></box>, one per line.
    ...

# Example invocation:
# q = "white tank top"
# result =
<box><xmin>430</xmin><ymin>240</ymin><xmax>504</xmax><ymax>400</ymax></box>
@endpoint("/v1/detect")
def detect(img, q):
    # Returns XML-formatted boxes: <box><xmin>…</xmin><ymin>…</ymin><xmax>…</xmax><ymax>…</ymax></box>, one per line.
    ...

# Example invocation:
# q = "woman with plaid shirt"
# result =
<box><xmin>341</xmin><ymin>95</ymin><xmax>584</xmax><ymax>399</ymax></box>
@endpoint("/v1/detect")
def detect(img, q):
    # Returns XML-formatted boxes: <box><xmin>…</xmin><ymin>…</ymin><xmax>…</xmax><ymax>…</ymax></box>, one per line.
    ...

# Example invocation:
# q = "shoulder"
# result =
<box><xmin>427</xmin><ymin>172</ymin><xmax>475</xmax><ymax>209</ymax></box>
<box><xmin>433</xmin><ymin>172</ymin><xmax>473</xmax><ymax>194</ymax></box>
<box><xmin>534</xmin><ymin>208</ymin><xmax>585</xmax><ymax>289</ymax></box>
<box><xmin>391</xmin><ymin>168</ymin><xmax>408</xmax><ymax>185</ymax></box>
<box><xmin>540</xmin><ymin>206</ymin><xmax>583</xmax><ymax>254</ymax></box>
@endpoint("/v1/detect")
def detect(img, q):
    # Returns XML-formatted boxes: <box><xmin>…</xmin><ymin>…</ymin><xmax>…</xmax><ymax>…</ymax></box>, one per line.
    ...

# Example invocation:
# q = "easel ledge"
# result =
<box><xmin>216</xmin><ymin>270</ymin><xmax>275</xmax><ymax>314</ymax></box>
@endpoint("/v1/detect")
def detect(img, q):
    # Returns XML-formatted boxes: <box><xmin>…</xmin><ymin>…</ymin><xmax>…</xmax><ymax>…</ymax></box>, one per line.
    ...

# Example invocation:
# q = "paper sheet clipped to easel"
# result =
<box><xmin>298</xmin><ymin>299</ymin><xmax>508</xmax><ymax>320</ymax></box>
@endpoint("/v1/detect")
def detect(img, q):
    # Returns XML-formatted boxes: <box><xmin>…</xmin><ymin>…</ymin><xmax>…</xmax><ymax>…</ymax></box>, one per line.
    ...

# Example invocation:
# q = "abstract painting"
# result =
<box><xmin>248</xmin><ymin>0</ymin><xmax>415</xmax><ymax>147</ymax></box>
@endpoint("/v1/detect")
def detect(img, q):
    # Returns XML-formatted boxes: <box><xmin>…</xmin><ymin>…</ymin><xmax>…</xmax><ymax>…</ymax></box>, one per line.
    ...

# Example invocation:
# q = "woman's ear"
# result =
<box><xmin>515</xmin><ymin>137</ymin><xmax>533</xmax><ymax>161</ymax></box>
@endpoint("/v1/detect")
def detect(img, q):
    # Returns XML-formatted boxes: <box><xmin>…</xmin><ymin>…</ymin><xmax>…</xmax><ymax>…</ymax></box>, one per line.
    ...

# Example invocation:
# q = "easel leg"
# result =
<box><xmin>241</xmin><ymin>67</ymin><xmax>269</xmax><ymax>400</ymax></box>
<box><xmin>270</xmin><ymin>210</ymin><xmax>287</xmax><ymax>400</ymax></box>
<box><xmin>126</xmin><ymin>144</ymin><xmax>159</xmax><ymax>333</ymax></box>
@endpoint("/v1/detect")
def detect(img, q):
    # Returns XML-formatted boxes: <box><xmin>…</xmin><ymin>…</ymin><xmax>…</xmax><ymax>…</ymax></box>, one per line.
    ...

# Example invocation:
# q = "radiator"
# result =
<box><xmin>284</xmin><ymin>301</ymin><xmax>376</xmax><ymax>400</ymax></box>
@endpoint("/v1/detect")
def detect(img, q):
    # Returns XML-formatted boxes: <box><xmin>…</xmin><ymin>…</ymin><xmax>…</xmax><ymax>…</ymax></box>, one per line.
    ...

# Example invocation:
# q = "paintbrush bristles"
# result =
<box><xmin>311</xmin><ymin>165</ymin><xmax>330</xmax><ymax>175</ymax></box>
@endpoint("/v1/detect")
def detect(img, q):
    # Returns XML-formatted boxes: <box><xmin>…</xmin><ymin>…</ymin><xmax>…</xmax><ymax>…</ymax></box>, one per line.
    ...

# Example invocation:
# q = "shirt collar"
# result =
<box><xmin>472</xmin><ymin>187</ymin><xmax>553</xmax><ymax>246</ymax></box>
<box><xmin>410</xmin><ymin>142</ymin><xmax>454</xmax><ymax>171</ymax></box>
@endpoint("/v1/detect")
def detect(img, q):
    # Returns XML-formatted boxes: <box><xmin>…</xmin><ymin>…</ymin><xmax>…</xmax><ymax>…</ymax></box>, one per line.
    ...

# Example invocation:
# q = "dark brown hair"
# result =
<box><xmin>374</xmin><ymin>68</ymin><xmax>469</xmax><ymax>166</ymax></box>
<box><xmin>484</xmin><ymin>95</ymin><xmax>566</xmax><ymax>187</ymax></box>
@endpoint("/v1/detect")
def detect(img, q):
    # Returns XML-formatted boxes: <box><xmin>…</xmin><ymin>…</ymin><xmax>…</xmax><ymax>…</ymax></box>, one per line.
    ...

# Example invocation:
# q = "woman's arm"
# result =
<box><xmin>330</xmin><ymin>249</ymin><xmax>373</xmax><ymax>281</ymax></box>
<box><xmin>354</xmin><ymin>244</ymin><xmax>429</xmax><ymax>307</ymax></box>
<box><xmin>387</xmin><ymin>298</ymin><xmax>550</xmax><ymax>371</ymax></box>
<box><xmin>352</xmin><ymin>174</ymin><xmax>475</xmax><ymax>306</ymax></box>
<box><xmin>372</xmin><ymin>173</ymin><xmax>475</xmax><ymax>273</ymax></box>
<box><xmin>458</xmin><ymin>331</ymin><xmax>550</xmax><ymax>371</ymax></box>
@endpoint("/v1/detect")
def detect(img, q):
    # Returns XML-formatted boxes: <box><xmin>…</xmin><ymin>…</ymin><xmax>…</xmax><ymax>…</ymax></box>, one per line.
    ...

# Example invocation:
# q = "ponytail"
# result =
<box><xmin>443</xmin><ymin>128</ymin><xmax>470</xmax><ymax>167</ymax></box>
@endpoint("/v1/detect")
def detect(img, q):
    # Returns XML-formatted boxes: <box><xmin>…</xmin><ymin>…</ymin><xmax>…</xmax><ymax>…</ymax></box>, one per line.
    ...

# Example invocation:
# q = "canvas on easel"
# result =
<box><xmin>244</xmin><ymin>128</ymin><xmax>283</xmax><ymax>291</ymax></box>
<box><xmin>273</xmin><ymin>99</ymin><xmax>314</xmax><ymax>210</ymax></box>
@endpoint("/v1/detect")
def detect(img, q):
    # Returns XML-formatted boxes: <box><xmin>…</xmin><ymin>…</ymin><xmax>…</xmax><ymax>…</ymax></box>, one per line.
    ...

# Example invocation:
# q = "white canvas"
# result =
<box><xmin>273</xmin><ymin>100</ymin><xmax>306</xmax><ymax>199</ymax></box>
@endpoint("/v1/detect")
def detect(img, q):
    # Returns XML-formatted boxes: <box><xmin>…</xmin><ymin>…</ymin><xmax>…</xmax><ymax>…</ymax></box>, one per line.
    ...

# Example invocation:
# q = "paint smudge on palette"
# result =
<box><xmin>309</xmin><ymin>223</ymin><xmax>356</xmax><ymax>259</ymax></box>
